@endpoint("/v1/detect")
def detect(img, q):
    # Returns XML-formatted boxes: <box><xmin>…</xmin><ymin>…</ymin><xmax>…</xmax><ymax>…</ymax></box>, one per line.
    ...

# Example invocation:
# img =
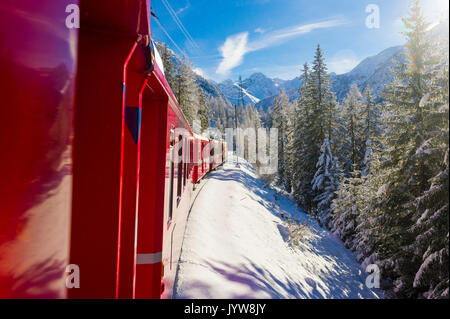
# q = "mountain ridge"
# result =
<box><xmin>216</xmin><ymin>44</ymin><xmax>405</xmax><ymax>111</ymax></box>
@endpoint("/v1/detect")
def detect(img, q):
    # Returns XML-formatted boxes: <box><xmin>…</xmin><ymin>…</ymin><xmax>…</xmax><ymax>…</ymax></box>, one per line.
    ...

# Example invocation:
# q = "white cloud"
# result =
<box><xmin>176</xmin><ymin>1</ymin><xmax>191</xmax><ymax>15</ymax></box>
<box><xmin>249</xmin><ymin>19</ymin><xmax>348</xmax><ymax>51</ymax></box>
<box><xmin>254</xmin><ymin>28</ymin><xmax>265</xmax><ymax>34</ymax></box>
<box><xmin>216</xmin><ymin>32</ymin><xmax>249</xmax><ymax>75</ymax></box>
<box><xmin>327</xmin><ymin>50</ymin><xmax>360</xmax><ymax>74</ymax></box>
<box><xmin>193</xmin><ymin>67</ymin><xmax>207</xmax><ymax>78</ymax></box>
<box><xmin>216</xmin><ymin>19</ymin><xmax>348</xmax><ymax>75</ymax></box>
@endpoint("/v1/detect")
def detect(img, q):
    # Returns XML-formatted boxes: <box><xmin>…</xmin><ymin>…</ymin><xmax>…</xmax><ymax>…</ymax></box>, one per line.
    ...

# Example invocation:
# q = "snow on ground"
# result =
<box><xmin>174</xmin><ymin>156</ymin><xmax>382</xmax><ymax>299</ymax></box>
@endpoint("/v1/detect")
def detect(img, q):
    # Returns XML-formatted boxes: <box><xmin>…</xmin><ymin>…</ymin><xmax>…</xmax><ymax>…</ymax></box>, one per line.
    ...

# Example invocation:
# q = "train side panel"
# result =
<box><xmin>160</xmin><ymin>101</ymin><xmax>194</xmax><ymax>298</ymax></box>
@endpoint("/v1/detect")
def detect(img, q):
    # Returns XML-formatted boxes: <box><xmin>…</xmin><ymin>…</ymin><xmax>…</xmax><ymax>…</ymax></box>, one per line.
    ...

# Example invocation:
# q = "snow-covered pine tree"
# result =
<box><xmin>375</xmin><ymin>0</ymin><xmax>445</xmax><ymax>297</ymax></box>
<box><xmin>157</xmin><ymin>41</ymin><xmax>176</xmax><ymax>90</ymax></box>
<box><xmin>197</xmin><ymin>87</ymin><xmax>210</xmax><ymax>132</ymax></box>
<box><xmin>175</xmin><ymin>59</ymin><xmax>198</xmax><ymax>126</ymax></box>
<box><xmin>350</xmin><ymin>170</ymin><xmax>384</xmax><ymax>268</ymax></box>
<box><xmin>157</xmin><ymin>41</ymin><xmax>211</xmax><ymax>129</ymax></box>
<box><xmin>311</xmin><ymin>136</ymin><xmax>341</xmax><ymax>228</ymax></box>
<box><xmin>408</xmin><ymin>46</ymin><xmax>449</xmax><ymax>299</ymax></box>
<box><xmin>294</xmin><ymin>45</ymin><xmax>336</xmax><ymax>213</ymax></box>
<box><xmin>241</xmin><ymin>103</ymin><xmax>259</xmax><ymax>161</ymax></box>
<box><xmin>340</xmin><ymin>84</ymin><xmax>365</xmax><ymax>174</ymax></box>
<box><xmin>284</xmin><ymin>97</ymin><xmax>297</xmax><ymax>194</ymax></box>
<box><xmin>361</xmin><ymin>86</ymin><xmax>383</xmax><ymax>176</ymax></box>
<box><xmin>411</xmin><ymin>147</ymin><xmax>449</xmax><ymax>298</ymax></box>
<box><xmin>292</xmin><ymin>63</ymin><xmax>311</xmax><ymax>204</ymax></box>
<box><xmin>272</xmin><ymin>90</ymin><xmax>291</xmax><ymax>191</ymax></box>
<box><xmin>331</xmin><ymin>168</ymin><xmax>363</xmax><ymax>248</ymax></box>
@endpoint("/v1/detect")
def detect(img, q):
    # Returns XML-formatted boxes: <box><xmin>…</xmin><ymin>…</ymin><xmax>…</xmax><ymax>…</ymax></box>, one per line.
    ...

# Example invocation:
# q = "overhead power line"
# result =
<box><xmin>152</xmin><ymin>13</ymin><xmax>186</xmax><ymax>56</ymax></box>
<box><xmin>160</xmin><ymin>0</ymin><xmax>200</xmax><ymax>50</ymax></box>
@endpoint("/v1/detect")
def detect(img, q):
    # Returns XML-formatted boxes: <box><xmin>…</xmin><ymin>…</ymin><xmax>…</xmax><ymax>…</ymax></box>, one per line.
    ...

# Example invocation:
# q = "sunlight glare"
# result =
<box><xmin>422</xmin><ymin>0</ymin><xmax>449</xmax><ymax>23</ymax></box>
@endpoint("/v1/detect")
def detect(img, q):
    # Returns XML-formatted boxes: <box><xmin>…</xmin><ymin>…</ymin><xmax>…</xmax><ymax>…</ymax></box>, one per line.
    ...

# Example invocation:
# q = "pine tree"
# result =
<box><xmin>197</xmin><ymin>87</ymin><xmax>210</xmax><ymax>131</ymax></box>
<box><xmin>175</xmin><ymin>60</ymin><xmax>198</xmax><ymax>125</ymax></box>
<box><xmin>272</xmin><ymin>90</ymin><xmax>291</xmax><ymax>191</ymax></box>
<box><xmin>408</xmin><ymin>48</ymin><xmax>449</xmax><ymax>299</ymax></box>
<box><xmin>350</xmin><ymin>170</ymin><xmax>384</xmax><ymax>267</ymax></box>
<box><xmin>311</xmin><ymin>136</ymin><xmax>341</xmax><ymax>228</ymax></box>
<box><xmin>361</xmin><ymin>86</ymin><xmax>383</xmax><ymax>176</ymax></box>
<box><xmin>331</xmin><ymin>168</ymin><xmax>363</xmax><ymax>247</ymax></box>
<box><xmin>157</xmin><ymin>41</ymin><xmax>176</xmax><ymax>89</ymax></box>
<box><xmin>411</xmin><ymin>148</ymin><xmax>449</xmax><ymax>298</ymax></box>
<box><xmin>294</xmin><ymin>45</ymin><xmax>337</xmax><ymax>213</ymax></box>
<box><xmin>340</xmin><ymin>84</ymin><xmax>365</xmax><ymax>174</ymax></box>
<box><xmin>284</xmin><ymin>97</ymin><xmax>297</xmax><ymax>194</ymax></box>
<box><xmin>292</xmin><ymin>63</ymin><xmax>313</xmax><ymax>205</ymax></box>
<box><xmin>375</xmin><ymin>0</ymin><xmax>445</xmax><ymax>297</ymax></box>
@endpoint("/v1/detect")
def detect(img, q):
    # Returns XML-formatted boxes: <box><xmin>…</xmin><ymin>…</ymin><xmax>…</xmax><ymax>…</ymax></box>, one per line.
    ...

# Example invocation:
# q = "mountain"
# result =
<box><xmin>217</xmin><ymin>73</ymin><xmax>301</xmax><ymax>110</ymax></box>
<box><xmin>217</xmin><ymin>73</ymin><xmax>280</xmax><ymax>106</ymax></box>
<box><xmin>194</xmin><ymin>74</ymin><xmax>233</xmax><ymax>108</ymax></box>
<box><xmin>216</xmin><ymin>45</ymin><xmax>405</xmax><ymax>112</ymax></box>
<box><xmin>330</xmin><ymin>45</ymin><xmax>405</xmax><ymax>101</ymax></box>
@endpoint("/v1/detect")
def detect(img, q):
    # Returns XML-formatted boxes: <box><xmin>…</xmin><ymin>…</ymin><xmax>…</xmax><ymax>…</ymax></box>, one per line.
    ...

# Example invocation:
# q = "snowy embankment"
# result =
<box><xmin>174</xmin><ymin>156</ymin><xmax>381</xmax><ymax>299</ymax></box>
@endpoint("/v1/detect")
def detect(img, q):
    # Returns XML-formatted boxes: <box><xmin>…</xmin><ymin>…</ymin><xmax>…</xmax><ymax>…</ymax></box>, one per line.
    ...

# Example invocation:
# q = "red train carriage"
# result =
<box><xmin>192</xmin><ymin>134</ymin><xmax>210</xmax><ymax>184</ymax></box>
<box><xmin>0</xmin><ymin>0</ymin><xmax>225</xmax><ymax>299</ymax></box>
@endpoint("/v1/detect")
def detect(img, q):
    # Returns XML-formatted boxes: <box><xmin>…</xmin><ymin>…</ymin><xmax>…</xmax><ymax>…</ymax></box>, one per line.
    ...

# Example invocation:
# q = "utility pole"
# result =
<box><xmin>238</xmin><ymin>75</ymin><xmax>245</xmax><ymax>108</ymax></box>
<box><xmin>235</xmin><ymin>75</ymin><xmax>245</xmax><ymax>166</ymax></box>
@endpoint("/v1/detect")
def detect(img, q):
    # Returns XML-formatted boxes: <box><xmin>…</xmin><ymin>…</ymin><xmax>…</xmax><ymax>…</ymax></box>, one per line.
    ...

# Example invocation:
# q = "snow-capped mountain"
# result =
<box><xmin>217</xmin><ymin>73</ymin><xmax>279</xmax><ymax>106</ymax></box>
<box><xmin>330</xmin><ymin>45</ymin><xmax>405</xmax><ymax>101</ymax></box>
<box><xmin>217</xmin><ymin>73</ymin><xmax>301</xmax><ymax>109</ymax></box>
<box><xmin>216</xmin><ymin>44</ymin><xmax>405</xmax><ymax>111</ymax></box>
<box><xmin>194</xmin><ymin>74</ymin><xmax>233</xmax><ymax>108</ymax></box>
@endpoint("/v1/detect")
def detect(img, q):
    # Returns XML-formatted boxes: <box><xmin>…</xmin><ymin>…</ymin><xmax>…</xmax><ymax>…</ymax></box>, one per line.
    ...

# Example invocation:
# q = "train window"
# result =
<box><xmin>177</xmin><ymin>134</ymin><xmax>183</xmax><ymax>206</ymax></box>
<box><xmin>168</xmin><ymin>126</ymin><xmax>175</xmax><ymax>223</ymax></box>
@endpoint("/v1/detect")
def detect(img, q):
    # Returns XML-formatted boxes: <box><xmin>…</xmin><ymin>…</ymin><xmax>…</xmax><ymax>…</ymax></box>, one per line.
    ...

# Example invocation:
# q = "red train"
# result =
<box><xmin>0</xmin><ymin>0</ymin><xmax>226</xmax><ymax>299</ymax></box>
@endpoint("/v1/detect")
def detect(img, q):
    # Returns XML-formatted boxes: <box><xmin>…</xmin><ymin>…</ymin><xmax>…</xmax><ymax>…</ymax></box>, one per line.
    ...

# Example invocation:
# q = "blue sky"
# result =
<box><xmin>151</xmin><ymin>0</ymin><xmax>448</xmax><ymax>82</ymax></box>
